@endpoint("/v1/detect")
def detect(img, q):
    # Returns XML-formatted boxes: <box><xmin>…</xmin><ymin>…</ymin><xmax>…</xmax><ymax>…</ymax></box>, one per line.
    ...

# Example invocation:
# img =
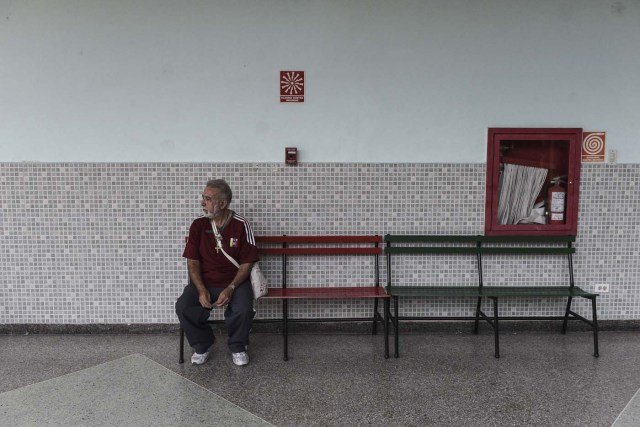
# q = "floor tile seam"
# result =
<box><xmin>141</xmin><ymin>354</ymin><xmax>277</xmax><ymax>426</ymax></box>
<box><xmin>611</xmin><ymin>385</ymin><xmax>640</xmax><ymax>426</ymax></box>
<box><xmin>0</xmin><ymin>353</ymin><xmax>276</xmax><ymax>427</ymax></box>
<box><xmin>0</xmin><ymin>353</ymin><xmax>143</xmax><ymax>396</ymax></box>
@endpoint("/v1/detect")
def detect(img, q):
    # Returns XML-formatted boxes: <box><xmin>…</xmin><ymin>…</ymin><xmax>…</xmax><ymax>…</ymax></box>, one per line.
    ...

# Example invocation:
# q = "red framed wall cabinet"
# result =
<box><xmin>485</xmin><ymin>128</ymin><xmax>582</xmax><ymax>236</ymax></box>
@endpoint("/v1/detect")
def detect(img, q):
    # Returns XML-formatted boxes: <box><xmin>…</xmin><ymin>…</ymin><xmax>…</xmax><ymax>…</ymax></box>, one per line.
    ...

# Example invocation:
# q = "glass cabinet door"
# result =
<box><xmin>484</xmin><ymin>128</ymin><xmax>582</xmax><ymax>236</ymax></box>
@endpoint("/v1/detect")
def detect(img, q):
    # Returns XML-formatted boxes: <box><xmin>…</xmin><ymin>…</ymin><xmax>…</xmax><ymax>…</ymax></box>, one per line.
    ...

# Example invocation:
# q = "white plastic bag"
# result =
<box><xmin>250</xmin><ymin>262</ymin><xmax>269</xmax><ymax>299</ymax></box>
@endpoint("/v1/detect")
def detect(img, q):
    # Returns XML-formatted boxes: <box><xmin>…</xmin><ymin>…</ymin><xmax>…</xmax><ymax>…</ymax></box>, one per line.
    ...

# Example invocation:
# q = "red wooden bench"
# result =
<box><xmin>178</xmin><ymin>235</ymin><xmax>390</xmax><ymax>363</ymax></box>
<box><xmin>257</xmin><ymin>235</ymin><xmax>390</xmax><ymax>361</ymax></box>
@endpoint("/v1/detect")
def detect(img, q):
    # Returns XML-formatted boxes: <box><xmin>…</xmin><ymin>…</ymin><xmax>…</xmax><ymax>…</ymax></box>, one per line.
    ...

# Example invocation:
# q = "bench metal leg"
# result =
<box><xmin>592</xmin><ymin>297</ymin><xmax>599</xmax><ymax>357</ymax></box>
<box><xmin>283</xmin><ymin>300</ymin><xmax>289</xmax><ymax>361</ymax></box>
<box><xmin>372</xmin><ymin>298</ymin><xmax>379</xmax><ymax>335</ymax></box>
<box><xmin>473</xmin><ymin>296</ymin><xmax>482</xmax><ymax>334</ymax></box>
<box><xmin>372</xmin><ymin>297</ymin><xmax>389</xmax><ymax>358</ymax></box>
<box><xmin>491</xmin><ymin>297</ymin><xmax>500</xmax><ymax>358</ymax></box>
<box><xmin>179</xmin><ymin>327</ymin><xmax>185</xmax><ymax>364</ymax></box>
<box><xmin>384</xmin><ymin>298</ymin><xmax>389</xmax><ymax>359</ymax></box>
<box><xmin>562</xmin><ymin>296</ymin><xmax>573</xmax><ymax>334</ymax></box>
<box><xmin>394</xmin><ymin>297</ymin><xmax>400</xmax><ymax>358</ymax></box>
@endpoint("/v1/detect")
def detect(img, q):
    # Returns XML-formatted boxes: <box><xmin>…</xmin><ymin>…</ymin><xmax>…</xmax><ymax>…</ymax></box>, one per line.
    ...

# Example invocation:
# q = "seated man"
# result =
<box><xmin>175</xmin><ymin>179</ymin><xmax>258</xmax><ymax>366</ymax></box>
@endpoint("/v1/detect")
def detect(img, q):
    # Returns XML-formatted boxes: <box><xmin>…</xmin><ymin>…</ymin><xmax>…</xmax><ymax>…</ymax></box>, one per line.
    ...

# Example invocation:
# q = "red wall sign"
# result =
<box><xmin>280</xmin><ymin>71</ymin><xmax>304</xmax><ymax>103</ymax></box>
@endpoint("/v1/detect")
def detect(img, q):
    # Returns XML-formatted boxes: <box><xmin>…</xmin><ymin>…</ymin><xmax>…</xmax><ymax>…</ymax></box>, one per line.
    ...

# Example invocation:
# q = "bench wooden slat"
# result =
<box><xmin>385</xmin><ymin>247</ymin><xmax>479</xmax><ymax>254</ymax></box>
<box><xmin>263</xmin><ymin>286</ymin><xmax>389</xmax><ymax>299</ymax></box>
<box><xmin>387</xmin><ymin>285</ymin><xmax>596</xmax><ymax>298</ymax></box>
<box><xmin>479</xmin><ymin>247</ymin><xmax>575</xmax><ymax>255</ymax></box>
<box><xmin>256</xmin><ymin>235</ymin><xmax>382</xmax><ymax>244</ymax></box>
<box><xmin>384</xmin><ymin>234</ymin><xmax>576</xmax><ymax>255</ymax></box>
<box><xmin>388</xmin><ymin>286</ymin><xmax>483</xmax><ymax>297</ymax></box>
<box><xmin>385</xmin><ymin>247</ymin><xmax>573</xmax><ymax>255</ymax></box>
<box><xmin>385</xmin><ymin>235</ymin><xmax>481</xmax><ymax>243</ymax></box>
<box><xmin>481</xmin><ymin>286</ymin><xmax>596</xmax><ymax>297</ymax></box>
<box><xmin>259</xmin><ymin>247</ymin><xmax>382</xmax><ymax>256</ymax></box>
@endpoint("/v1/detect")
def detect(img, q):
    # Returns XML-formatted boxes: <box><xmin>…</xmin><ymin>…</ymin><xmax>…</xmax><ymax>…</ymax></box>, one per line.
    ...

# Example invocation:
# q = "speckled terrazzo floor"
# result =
<box><xmin>0</xmin><ymin>353</ymin><xmax>272</xmax><ymax>427</ymax></box>
<box><xmin>1</xmin><ymin>331</ymin><xmax>639</xmax><ymax>426</ymax></box>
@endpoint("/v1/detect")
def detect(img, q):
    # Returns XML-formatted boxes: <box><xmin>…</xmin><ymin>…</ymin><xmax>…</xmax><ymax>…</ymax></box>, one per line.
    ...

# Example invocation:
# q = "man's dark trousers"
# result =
<box><xmin>176</xmin><ymin>280</ymin><xmax>254</xmax><ymax>354</ymax></box>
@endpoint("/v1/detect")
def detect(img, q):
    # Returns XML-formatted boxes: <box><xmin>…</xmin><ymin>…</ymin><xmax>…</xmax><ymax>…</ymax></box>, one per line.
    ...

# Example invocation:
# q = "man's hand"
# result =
<box><xmin>215</xmin><ymin>286</ymin><xmax>234</xmax><ymax>307</ymax></box>
<box><xmin>198</xmin><ymin>290</ymin><xmax>212</xmax><ymax>309</ymax></box>
<box><xmin>188</xmin><ymin>259</ymin><xmax>212</xmax><ymax>309</ymax></box>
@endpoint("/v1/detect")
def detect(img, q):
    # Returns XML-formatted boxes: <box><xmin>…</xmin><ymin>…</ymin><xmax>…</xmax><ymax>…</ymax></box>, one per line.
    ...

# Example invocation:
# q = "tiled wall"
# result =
<box><xmin>1</xmin><ymin>162</ymin><xmax>638</xmax><ymax>324</ymax></box>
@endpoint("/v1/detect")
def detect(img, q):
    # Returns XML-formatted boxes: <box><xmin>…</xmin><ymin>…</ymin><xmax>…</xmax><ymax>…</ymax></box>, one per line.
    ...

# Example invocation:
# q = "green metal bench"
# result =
<box><xmin>384</xmin><ymin>234</ymin><xmax>599</xmax><ymax>358</ymax></box>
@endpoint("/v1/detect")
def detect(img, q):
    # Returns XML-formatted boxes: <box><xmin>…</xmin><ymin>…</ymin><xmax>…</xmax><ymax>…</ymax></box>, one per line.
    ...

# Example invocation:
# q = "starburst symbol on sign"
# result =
<box><xmin>281</xmin><ymin>72</ymin><xmax>304</xmax><ymax>95</ymax></box>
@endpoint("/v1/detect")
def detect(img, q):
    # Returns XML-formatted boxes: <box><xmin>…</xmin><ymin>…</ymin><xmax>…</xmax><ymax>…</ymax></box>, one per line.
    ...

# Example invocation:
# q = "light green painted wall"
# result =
<box><xmin>1</xmin><ymin>0</ymin><xmax>638</xmax><ymax>162</ymax></box>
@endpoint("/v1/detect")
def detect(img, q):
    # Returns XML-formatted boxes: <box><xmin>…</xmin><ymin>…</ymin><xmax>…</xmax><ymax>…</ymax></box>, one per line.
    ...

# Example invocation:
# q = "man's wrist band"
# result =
<box><xmin>227</xmin><ymin>284</ymin><xmax>236</xmax><ymax>292</ymax></box>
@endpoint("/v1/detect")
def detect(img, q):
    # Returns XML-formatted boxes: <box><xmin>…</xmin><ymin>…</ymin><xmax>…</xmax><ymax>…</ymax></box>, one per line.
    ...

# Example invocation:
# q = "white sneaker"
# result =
<box><xmin>232</xmin><ymin>351</ymin><xmax>249</xmax><ymax>366</ymax></box>
<box><xmin>191</xmin><ymin>351</ymin><xmax>209</xmax><ymax>365</ymax></box>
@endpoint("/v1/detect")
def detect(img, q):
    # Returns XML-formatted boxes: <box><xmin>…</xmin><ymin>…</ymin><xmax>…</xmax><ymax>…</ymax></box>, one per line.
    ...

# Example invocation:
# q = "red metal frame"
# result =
<box><xmin>485</xmin><ymin>128</ymin><xmax>582</xmax><ymax>236</ymax></box>
<box><xmin>256</xmin><ymin>235</ymin><xmax>384</xmax><ymax>255</ymax></box>
<box><xmin>263</xmin><ymin>287</ymin><xmax>389</xmax><ymax>299</ymax></box>
<box><xmin>259</xmin><ymin>247</ymin><xmax>382</xmax><ymax>255</ymax></box>
<box><xmin>255</xmin><ymin>235</ymin><xmax>383</xmax><ymax>244</ymax></box>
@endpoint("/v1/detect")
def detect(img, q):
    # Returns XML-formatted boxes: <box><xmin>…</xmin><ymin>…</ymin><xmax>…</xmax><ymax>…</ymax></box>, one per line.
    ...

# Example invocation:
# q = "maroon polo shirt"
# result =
<box><xmin>183</xmin><ymin>212</ymin><xmax>259</xmax><ymax>288</ymax></box>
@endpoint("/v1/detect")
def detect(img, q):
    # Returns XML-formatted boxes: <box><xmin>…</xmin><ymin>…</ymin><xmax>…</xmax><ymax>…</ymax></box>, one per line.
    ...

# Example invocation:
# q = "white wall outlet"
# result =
<box><xmin>595</xmin><ymin>283</ymin><xmax>610</xmax><ymax>293</ymax></box>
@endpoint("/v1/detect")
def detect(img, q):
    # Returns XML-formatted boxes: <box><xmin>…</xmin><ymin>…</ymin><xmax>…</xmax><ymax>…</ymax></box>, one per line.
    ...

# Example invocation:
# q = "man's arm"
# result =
<box><xmin>187</xmin><ymin>259</ymin><xmax>212</xmax><ymax>309</ymax></box>
<box><xmin>214</xmin><ymin>262</ymin><xmax>253</xmax><ymax>307</ymax></box>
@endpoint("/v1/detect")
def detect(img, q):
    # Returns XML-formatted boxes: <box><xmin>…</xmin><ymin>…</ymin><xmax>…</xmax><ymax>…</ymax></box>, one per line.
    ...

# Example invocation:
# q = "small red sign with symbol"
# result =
<box><xmin>582</xmin><ymin>131</ymin><xmax>606</xmax><ymax>163</ymax></box>
<box><xmin>280</xmin><ymin>71</ymin><xmax>304</xmax><ymax>103</ymax></box>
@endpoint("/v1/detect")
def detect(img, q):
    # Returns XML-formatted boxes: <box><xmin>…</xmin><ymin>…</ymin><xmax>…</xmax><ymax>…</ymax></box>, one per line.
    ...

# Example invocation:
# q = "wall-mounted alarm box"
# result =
<box><xmin>286</xmin><ymin>147</ymin><xmax>298</xmax><ymax>165</ymax></box>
